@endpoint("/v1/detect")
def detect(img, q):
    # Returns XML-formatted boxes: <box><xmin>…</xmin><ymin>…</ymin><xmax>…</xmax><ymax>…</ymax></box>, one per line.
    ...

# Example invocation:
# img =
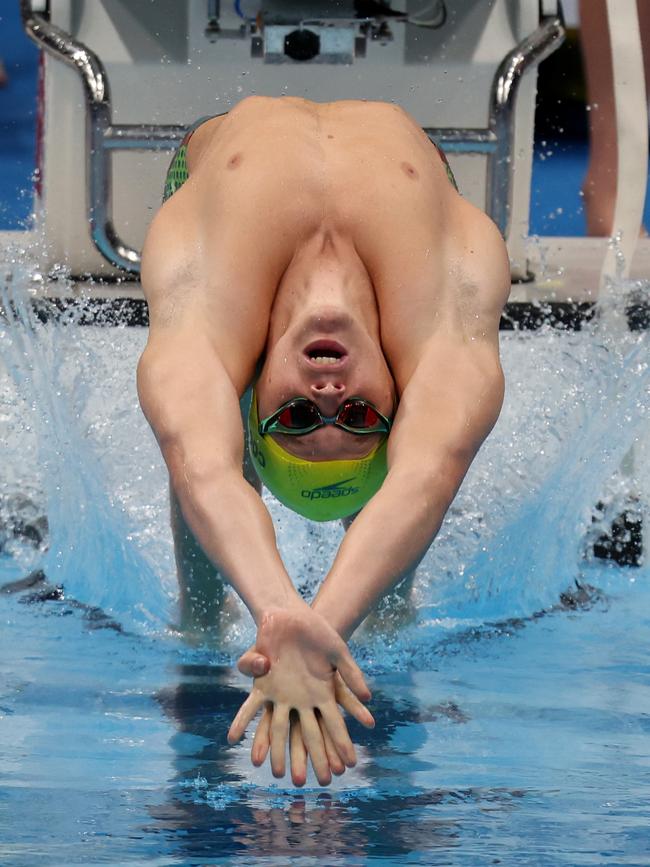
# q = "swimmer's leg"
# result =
<box><xmin>361</xmin><ymin>570</ymin><xmax>417</xmax><ymax>636</ymax></box>
<box><xmin>170</xmin><ymin>485</ymin><xmax>228</xmax><ymax>639</ymax></box>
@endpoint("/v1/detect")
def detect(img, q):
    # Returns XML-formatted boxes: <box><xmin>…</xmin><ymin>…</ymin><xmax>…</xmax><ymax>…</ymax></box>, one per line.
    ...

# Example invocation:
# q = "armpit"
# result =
<box><xmin>450</xmin><ymin>212</ymin><xmax>510</xmax><ymax>339</ymax></box>
<box><xmin>142</xmin><ymin>212</ymin><xmax>203</xmax><ymax>328</ymax></box>
<box><xmin>148</xmin><ymin>282</ymin><xmax>194</xmax><ymax>328</ymax></box>
<box><xmin>451</xmin><ymin>273</ymin><xmax>503</xmax><ymax>343</ymax></box>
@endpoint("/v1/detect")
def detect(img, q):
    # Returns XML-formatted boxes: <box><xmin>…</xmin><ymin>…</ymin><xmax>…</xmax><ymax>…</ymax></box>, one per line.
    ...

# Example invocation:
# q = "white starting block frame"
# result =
<box><xmin>12</xmin><ymin>1</ymin><xmax>649</xmax><ymax>566</ymax></box>
<box><xmin>20</xmin><ymin>0</ymin><xmax>564</xmax><ymax>284</ymax></box>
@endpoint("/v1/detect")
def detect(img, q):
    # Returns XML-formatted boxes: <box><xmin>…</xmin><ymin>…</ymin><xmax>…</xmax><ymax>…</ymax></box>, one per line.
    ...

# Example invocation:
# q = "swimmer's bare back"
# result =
<box><xmin>142</xmin><ymin>96</ymin><xmax>508</xmax><ymax>394</ymax></box>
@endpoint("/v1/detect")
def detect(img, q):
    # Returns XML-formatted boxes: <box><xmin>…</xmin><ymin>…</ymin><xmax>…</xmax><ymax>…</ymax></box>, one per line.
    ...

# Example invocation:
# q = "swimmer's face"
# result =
<box><xmin>256</xmin><ymin>310</ymin><xmax>395</xmax><ymax>461</ymax></box>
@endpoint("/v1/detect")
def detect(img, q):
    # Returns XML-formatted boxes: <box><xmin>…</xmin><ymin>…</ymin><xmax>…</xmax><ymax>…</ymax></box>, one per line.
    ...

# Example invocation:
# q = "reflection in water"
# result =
<box><xmin>148</xmin><ymin>663</ymin><xmax>525</xmax><ymax>863</ymax></box>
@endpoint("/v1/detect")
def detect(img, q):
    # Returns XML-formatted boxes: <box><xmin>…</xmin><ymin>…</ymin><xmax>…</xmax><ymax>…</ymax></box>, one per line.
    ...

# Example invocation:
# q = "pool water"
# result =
<box><xmin>0</xmin><ymin>264</ymin><xmax>649</xmax><ymax>865</ymax></box>
<box><xmin>2</xmin><ymin>558</ymin><xmax>650</xmax><ymax>866</ymax></box>
<box><xmin>2</xmin><ymin>8</ymin><xmax>650</xmax><ymax>860</ymax></box>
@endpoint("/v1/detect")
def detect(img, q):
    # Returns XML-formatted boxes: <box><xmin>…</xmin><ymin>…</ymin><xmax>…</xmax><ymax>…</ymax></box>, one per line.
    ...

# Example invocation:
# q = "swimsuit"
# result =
<box><xmin>432</xmin><ymin>140</ymin><xmax>459</xmax><ymax>191</ymax></box>
<box><xmin>162</xmin><ymin>112</ymin><xmax>458</xmax><ymax>201</ymax></box>
<box><xmin>162</xmin><ymin>113</ymin><xmax>227</xmax><ymax>202</ymax></box>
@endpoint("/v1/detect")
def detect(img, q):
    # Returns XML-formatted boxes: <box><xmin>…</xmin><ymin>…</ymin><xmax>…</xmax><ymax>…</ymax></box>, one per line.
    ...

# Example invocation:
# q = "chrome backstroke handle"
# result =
<box><xmin>20</xmin><ymin>0</ymin><xmax>185</xmax><ymax>275</ymax></box>
<box><xmin>487</xmin><ymin>16</ymin><xmax>565</xmax><ymax>243</ymax></box>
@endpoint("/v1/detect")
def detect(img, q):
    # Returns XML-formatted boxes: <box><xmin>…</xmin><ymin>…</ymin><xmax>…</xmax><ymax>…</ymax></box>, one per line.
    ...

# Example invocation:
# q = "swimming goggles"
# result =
<box><xmin>258</xmin><ymin>397</ymin><xmax>393</xmax><ymax>437</ymax></box>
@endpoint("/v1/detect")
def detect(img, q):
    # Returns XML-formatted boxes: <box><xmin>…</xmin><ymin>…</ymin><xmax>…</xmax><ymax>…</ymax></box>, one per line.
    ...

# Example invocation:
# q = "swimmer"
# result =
<box><xmin>137</xmin><ymin>96</ymin><xmax>509</xmax><ymax>786</ymax></box>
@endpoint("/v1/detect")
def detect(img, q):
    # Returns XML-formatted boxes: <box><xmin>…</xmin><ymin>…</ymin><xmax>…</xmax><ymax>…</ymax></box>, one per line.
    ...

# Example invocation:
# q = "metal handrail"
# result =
<box><xmin>487</xmin><ymin>16</ymin><xmax>565</xmax><ymax>240</ymax></box>
<box><xmin>21</xmin><ymin>0</ymin><xmax>563</xmax><ymax>274</ymax></box>
<box><xmin>21</xmin><ymin>0</ymin><xmax>185</xmax><ymax>273</ymax></box>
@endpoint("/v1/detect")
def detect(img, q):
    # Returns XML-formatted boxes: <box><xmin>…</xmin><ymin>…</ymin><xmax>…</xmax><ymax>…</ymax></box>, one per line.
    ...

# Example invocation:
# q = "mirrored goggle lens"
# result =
<box><xmin>277</xmin><ymin>401</ymin><xmax>321</xmax><ymax>429</ymax></box>
<box><xmin>338</xmin><ymin>401</ymin><xmax>382</xmax><ymax>429</ymax></box>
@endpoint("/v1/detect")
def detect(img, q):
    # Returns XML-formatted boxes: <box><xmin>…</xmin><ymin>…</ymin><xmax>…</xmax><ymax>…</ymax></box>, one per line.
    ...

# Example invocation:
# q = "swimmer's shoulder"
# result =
<box><xmin>141</xmin><ymin>173</ymin><xmax>269</xmax><ymax>378</ymax></box>
<box><xmin>184</xmin><ymin>95</ymin><xmax>308</xmax><ymax>168</ymax></box>
<box><xmin>141</xmin><ymin>193</ymin><xmax>201</xmax><ymax>303</ymax></box>
<box><xmin>447</xmin><ymin>196</ymin><xmax>511</xmax><ymax>326</ymax></box>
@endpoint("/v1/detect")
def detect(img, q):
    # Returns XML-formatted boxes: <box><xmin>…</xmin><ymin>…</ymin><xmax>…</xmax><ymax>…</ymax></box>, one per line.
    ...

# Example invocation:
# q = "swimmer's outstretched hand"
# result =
<box><xmin>250</xmin><ymin>673</ymin><xmax>374</xmax><ymax>786</ymax></box>
<box><xmin>228</xmin><ymin>603</ymin><xmax>374</xmax><ymax>786</ymax></box>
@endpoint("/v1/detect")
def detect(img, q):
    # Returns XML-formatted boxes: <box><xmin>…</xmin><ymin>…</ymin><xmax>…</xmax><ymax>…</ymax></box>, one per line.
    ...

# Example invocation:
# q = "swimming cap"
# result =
<box><xmin>247</xmin><ymin>392</ymin><xmax>388</xmax><ymax>521</ymax></box>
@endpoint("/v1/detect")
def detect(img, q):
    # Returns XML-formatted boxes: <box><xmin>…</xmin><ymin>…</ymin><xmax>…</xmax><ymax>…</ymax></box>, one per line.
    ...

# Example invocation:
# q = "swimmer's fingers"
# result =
<box><xmin>300</xmin><ymin>709</ymin><xmax>332</xmax><ymax>787</ymax></box>
<box><xmin>270</xmin><ymin>704</ymin><xmax>290</xmax><ymax>778</ymax></box>
<box><xmin>251</xmin><ymin>703</ymin><xmax>272</xmax><ymax>766</ymax></box>
<box><xmin>237</xmin><ymin>648</ymin><xmax>270</xmax><ymax>678</ymax></box>
<box><xmin>334</xmin><ymin>674</ymin><xmax>375</xmax><ymax>729</ymax></box>
<box><xmin>317</xmin><ymin>713</ymin><xmax>346</xmax><ymax>776</ymax></box>
<box><xmin>329</xmin><ymin>644</ymin><xmax>371</xmax><ymax>703</ymax></box>
<box><xmin>318</xmin><ymin>703</ymin><xmax>356</xmax><ymax>769</ymax></box>
<box><xmin>227</xmin><ymin>690</ymin><xmax>265</xmax><ymax>744</ymax></box>
<box><xmin>289</xmin><ymin>711</ymin><xmax>308</xmax><ymax>787</ymax></box>
<box><xmin>290</xmin><ymin>712</ymin><xmax>344</xmax><ymax>783</ymax></box>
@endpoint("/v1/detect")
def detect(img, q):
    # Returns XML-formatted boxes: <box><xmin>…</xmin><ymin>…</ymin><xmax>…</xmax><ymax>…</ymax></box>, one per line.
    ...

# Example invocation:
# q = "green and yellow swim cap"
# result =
<box><xmin>247</xmin><ymin>392</ymin><xmax>388</xmax><ymax>521</ymax></box>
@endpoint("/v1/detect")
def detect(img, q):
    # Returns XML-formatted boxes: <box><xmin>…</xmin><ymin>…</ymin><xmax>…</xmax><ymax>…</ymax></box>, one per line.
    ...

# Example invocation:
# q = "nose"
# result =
<box><xmin>310</xmin><ymin>381</ymin><xmax>345</xmax><ymax>415</ymax></box>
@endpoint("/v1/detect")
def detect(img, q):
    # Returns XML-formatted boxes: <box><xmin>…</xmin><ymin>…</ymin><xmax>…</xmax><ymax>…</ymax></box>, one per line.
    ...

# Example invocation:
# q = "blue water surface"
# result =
<box><xmin>1</xmin><ymin>553</ymin><xmax>649</xmax><ymax>867</ymax></box>
<box><xmin>1</xmin><ymin>6</ymin><xmax>650</xmax><ymax>866</ymax></box>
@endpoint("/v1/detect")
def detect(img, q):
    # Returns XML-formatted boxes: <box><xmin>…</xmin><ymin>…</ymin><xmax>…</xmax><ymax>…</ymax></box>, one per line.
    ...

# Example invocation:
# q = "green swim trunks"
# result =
<box><xmin>432</xmin><ymin>140</ymin><xmax>459</xmax><ymax>191</ymax></box>
<box><xmin>162</xmin><ymin>113</ymin><xmax>227</xmax><ymax>202</ymax></box>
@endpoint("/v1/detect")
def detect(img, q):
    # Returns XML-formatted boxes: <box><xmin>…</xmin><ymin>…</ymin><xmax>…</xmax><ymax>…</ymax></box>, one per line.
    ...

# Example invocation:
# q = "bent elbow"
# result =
<box><xmin>387</xmin><ymin>459</ymin><xmax>460</xmax><ymax>511</ymax></box>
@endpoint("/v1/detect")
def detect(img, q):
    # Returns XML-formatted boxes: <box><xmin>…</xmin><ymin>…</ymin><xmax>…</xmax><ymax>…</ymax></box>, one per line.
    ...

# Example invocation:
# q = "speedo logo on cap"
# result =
<box><xmin>301</xmin><ymin>478</ymin><xmax>360</xmax><ymax>501</ymax></box>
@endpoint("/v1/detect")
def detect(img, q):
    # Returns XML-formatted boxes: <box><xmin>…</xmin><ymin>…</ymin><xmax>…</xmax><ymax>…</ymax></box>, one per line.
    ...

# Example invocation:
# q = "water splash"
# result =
<box><xmin>0</xmin><ymin>257</ymin><xmax>170</xmax><ymax>631</ymax></box>
<box><xmin>0</xmin><ymin>248</ymin><xmax>648</xmax><ymax>655</ymax></box>
<box><xmin>447</xmin><ymin>305</ymin><xmax>649</xmax><ymax>621</ymax></box>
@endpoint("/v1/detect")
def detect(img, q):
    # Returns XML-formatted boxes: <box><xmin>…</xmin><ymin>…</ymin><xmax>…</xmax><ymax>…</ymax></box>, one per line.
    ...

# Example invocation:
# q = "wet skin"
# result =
<box><xmin>138</xmin><ymin>95</ymin><xmax>510</xmax><ymax>785</ymax></box>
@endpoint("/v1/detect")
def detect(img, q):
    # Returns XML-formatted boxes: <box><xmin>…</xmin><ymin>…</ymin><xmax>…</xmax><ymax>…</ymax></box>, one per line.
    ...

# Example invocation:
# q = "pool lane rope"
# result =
<box><xmin>600</xmin><ymin>0</ymin><xmax>648</xmax><ymax>289</ymax></box>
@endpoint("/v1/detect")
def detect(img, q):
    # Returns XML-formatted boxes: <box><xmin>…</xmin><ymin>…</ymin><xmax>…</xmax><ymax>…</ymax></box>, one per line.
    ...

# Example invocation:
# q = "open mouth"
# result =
<box><xmin>303</xmin><ymin>340</ymin><xmax>348</xmax><ymax>367</ymax></box>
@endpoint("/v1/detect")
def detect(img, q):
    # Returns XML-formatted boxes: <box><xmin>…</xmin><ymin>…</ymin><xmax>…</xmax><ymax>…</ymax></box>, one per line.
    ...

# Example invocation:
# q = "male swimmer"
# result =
<box><xmin>137</xmin><ymin>96</ymin><xmax>510</xmax><ymax>787</ymax></box>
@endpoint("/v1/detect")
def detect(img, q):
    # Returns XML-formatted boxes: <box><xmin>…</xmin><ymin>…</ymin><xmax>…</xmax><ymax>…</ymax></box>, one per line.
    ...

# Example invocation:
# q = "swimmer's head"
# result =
<box><xmin>254</xmin><ymin>306</ymin><xmax>395</xmax><ymax>464</ymax></box>
<box><xmin>249</xmin><ymin>236</ymin><xmax>397</xmax><ymax>517</ymax></box>
<box><xmin>247</xmin><ymin>391</ymin><xmax>390</xmax><ymax>521</ymax></box>
<box><xmin>249</xmin><ymin>298</ymin><xmax>396</xmax><ymax>519</ymax></box>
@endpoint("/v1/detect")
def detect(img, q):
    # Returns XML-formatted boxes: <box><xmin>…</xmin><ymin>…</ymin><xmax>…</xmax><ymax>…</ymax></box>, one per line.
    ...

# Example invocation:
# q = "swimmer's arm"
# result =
<box><xmin>137</xmin><ymin>328</ymin><xmax>298</xmax><ymax>620</ymax></box>
<box><xmin>312</xmin><ymin>338</ymin><xmax>505</xmax><ymax>639</ymax></box>
<box><xmin>139</xmin><ymin>327</ymin><xmax>373</xmax><ymax>782</ymax></box>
